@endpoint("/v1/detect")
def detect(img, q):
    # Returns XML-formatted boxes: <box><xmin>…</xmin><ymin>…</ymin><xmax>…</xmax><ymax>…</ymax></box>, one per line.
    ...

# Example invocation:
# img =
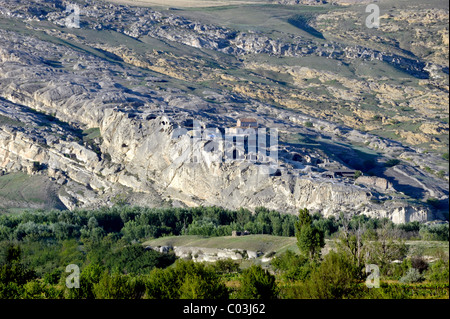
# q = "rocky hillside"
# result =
<box><xmin>0</xmin><ymin>0</ymin><xmax>448</xmax><ymax>223</ymax></box>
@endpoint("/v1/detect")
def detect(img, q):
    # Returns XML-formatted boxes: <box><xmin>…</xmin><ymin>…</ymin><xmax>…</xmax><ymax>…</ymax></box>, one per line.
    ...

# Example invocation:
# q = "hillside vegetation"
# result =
<box><xmin>0</xmin><ymin>205</ymin><xmax>448</xmax><ymax>299</ymax></box>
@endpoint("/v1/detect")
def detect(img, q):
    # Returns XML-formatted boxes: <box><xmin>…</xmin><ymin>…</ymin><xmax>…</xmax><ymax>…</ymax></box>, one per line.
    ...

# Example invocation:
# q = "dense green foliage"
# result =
<box><xmin>296</xmin><ymin>251</ymin><xmax>362</xmax><ymax>299</ymax></box>
<box><xmin>0</xmin><ymin>245</ymin><xmax>37</xmax><ymax>298</ymax></box>
<box><xmin>0</xmin><ymin>206</ymin><xmax>448</xmax><ymax>299</ymax></box>
<box><xmin>145</xmin><ymin>260</ymin><xmax>228</xmax><ymax>299</ymax></box>
<box><xmin>235</xmin><ymin>265</ymin><xmax>278</xmax><ymax>299</ymax></box>
<box><xmin>0</xmin><ymin>206</ymin><xmax>446</xmax><ymax>243</ymax></box>
<box><xmin>419</xmin><ymin>223</ymin><xmax>449</xmax><ymax>241</ymax></box>
<box><xmin>0</xmin><ymin>206</ymin><xmax>300</xmax><ymax>243</ymax></box>
<box><xmin>271</xmin><ymin>250</ymin><xmax>312</xmax><ymax>282</ymax></box>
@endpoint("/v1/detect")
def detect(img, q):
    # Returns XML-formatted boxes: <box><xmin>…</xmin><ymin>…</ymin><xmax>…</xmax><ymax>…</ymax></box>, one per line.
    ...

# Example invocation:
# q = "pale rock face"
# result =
<box><xmin>96</xmin><ymin>112</ymin><xmax>435</xmax><ymax>222</ymax></box>
<box><xmin>170</xmin><ymin>246</ymin><xmax>261</xmax><ymax>262</ymax></box>
<box><xmin>356</xmin><ymin>176</ymin><xmax>393</xmax><ymax>191</ymax></box>
<box><xmin>0</xmin><ymin>1</ymin><xmax>447</xmax><ymax>223</ymax></box>
<box><xmin>0</xmin><ymin>89</ymin><xmax>439</xmax><ymax>223</ymax></box>
<box><xmin>392</xmin><ymin>207</ymin><xmax>430</xmax><ymax>224</ymax></box>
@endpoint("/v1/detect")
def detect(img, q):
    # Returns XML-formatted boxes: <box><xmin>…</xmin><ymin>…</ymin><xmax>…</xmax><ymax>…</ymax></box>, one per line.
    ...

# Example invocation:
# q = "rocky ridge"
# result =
<box><xmin>0</xmin><ymin>0</ymin><xmax>448</xmax><ymax>223</ymax></box>
<box><xmin>1</xmin><ymin>0</ymin><xmax>446</xmax><ymax>79</ymax></box>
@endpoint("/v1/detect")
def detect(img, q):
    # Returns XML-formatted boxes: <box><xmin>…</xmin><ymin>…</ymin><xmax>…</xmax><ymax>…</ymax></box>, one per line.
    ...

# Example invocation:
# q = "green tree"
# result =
<box><xmin>93</xmin><ymin>271</ymin><xmax>144</xmax><ymax>299</ymax></box>
<box><xmin>145</xmin><ymin>267</ymin><xmax>178</xmax><ymax>299</ymax></box>
<box><xmin>237</xmin><ymin>265</ymin><xmax>278</xmax><ymax>299</ymax></box>
<box><xmin>0</xmin><ymin>225</ymin><xmax>12</xmax><ymax>241</ymax></box>
<box><xmin>364</xmin><ymin>222</ymin><xmax>408</xmax><ymax>275</ymax></box>
<box><xmin>271</xmin><ymin>216</ymin><xmax>282</xmax><ymax>236</ymax></box>
<box><xmin>212</xmin><ymin>259</ymin><xmax>240</xmax><ymax>274</ymax></box>
<box><xmin>271</xmin><ymin>250</ymin><xmax>311</xmax><ymax>281</ymax></box>
<box><xmin>22</xmin><ymin>280</ymin><xmax>64</xmax><ymax>299</ymax></box>
<box><xmin>0</xmin><ymin>244</ymin><xmax>36</xmax><ymax>298</ymax></box>
<box><xmin>179</xmin><ymin>272</ymin><xmax>227</xmax><ymax>299</ymax></box>
<box><xmin>337</xmin><ymin>214</ymin><xmax>366</xmax><ymax>269</ymax></box>
<box><xmin>0</xmin><ymin>244</ymin><xmax>35</xmax><ymax>285</ymax></box>
<box><xmin>300</xmin><ymin>251</ymin><xmax>361</xmax><ymax>299</ymax></box>
<box><xmin>176</xmin><ymin>260</ymin><xmax>228</xmax><ymax>299</ymax></box>
<box><xmin>426</xmin><ymin>259</ymin><xmax>449</xmax><ymax>283</ymax></box>
<box><xmin>419</xmin><ymin>224</ymin><xmax>449</xmax><ymax>241</ymax></box>
<box><xmin>295</xmin><ymin>209</ymin><xmax>325</xmax><ymax>261</ymax></box>
<box><xmin>145</xmin><ymin>260</ymin><xmax>228</xmax><ymax>299</ymax></box>
<box><xmin>399</xmin><ymin>268</ymin><xmax>424</xmax><ymax>284</ymax></box>
<box><xmin>67</xmin><ymin>263</ymin><xmax>104</xmax><ymax>299</ymax></box>
<box><xmin>384</xmin><ymin>159</ymin><xmax>400</xmax><ymax>167</ymax></box>
<box><xmin>104</xmin><ymin>244</ymin><xmax>176</xmax><ymax>275</ymax></box>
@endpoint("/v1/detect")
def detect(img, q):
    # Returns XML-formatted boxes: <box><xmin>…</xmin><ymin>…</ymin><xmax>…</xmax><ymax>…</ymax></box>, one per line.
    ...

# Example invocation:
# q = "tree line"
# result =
<box><xmin>0</xmin><ymin>206</ymin><xmax>299</xmax><ymax>242</ymax></box>
<box><xmin>0</xmin><ymin>205</ymin><xmax>447</xmax><ymax>243</ymax></box>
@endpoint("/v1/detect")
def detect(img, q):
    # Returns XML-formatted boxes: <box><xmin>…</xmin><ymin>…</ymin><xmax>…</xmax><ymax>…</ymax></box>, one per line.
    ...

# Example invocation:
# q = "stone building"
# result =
<box><xmin>236</xmin><ymin>118</ymin><xmax>258</xmax><ymax>128</ymax></box>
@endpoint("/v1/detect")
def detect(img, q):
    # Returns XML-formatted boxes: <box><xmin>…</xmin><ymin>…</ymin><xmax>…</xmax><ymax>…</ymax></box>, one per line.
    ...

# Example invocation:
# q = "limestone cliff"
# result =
<box><xmin>0</xmin><ymin>0</ymin><xmax>448</xmax><ymax>223</ymax></box>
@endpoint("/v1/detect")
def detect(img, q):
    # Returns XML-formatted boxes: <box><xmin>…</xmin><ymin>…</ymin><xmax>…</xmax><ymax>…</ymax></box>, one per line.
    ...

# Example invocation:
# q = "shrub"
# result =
<box><xmin>437</xmin><ymin>170</ymin><xmax>446</xmax><ymax>178</ymax></box>
<box><xmin>31</xmin><ymin>161</ymin><xmax>44</xmax><ymax>172</ymax></box>
<box><xmin>144</xmin><ymin>267</ymin><xmax>178</xmax><ymax>299</ymax></box>
<box><xmin>299</xmin><ymin>251</ymin><xmax>361</xmax><ymax>299</ymax></box>
<box><xmin>419</xmin><ymin>224</ymin><xmax>449</xmax><ymax>241</ymax></box>
<box><xmin>397</xmin><ymin>221</ymin><xmax>420</xmax><ymax>233</ymax></box>
<box><xmin>399</xmin><ymin>268</ymin><xmax>424</xmax><ymax>284</ymax></box>
<box><xmin>103</xmin><ymin>244</ymin><xmax>176</xmax><ymax>275</ymax></box>
<box><xmin>372</xmin><ymin>115</ymin><xmax>382</xmax><ymax>121</ymax></box>
<box><xmin>0</xmin><ymin>225</ymin><xmax>12</xmax><ymax>241</ymax></box>
<box><xmin>384</xmin><ymin>159</ymin><xmax>400</xmax><ymax>167</ymax></box>
<box><xmin>145</xmin><ymin>260</ymin><xmax>228</xmax><ymax>299</ymax></box>
<box><xmin>212</xmin><ymin>259</ymin><xmax>240</xmax><ymax>274</ymax></box>
<box><xmin>0</xmin><ymin>282</ymin><xmax>24</xmax><ymax>299</ymax></box>
<box><xmin>0</xmin><ymin>245</ymin><xmax>38</xmax><ymax>298</ymax></box>
<box><xmin>237</xmin><ymin>265</ymin><xmax>278</xmax><ymax>299</ymax></box>
<box><xmin>43</xmin><ymin>268</ymin><xmax>61</xmax><ymax>285</ymax></box>
<box><xmin>0</xmin><ymin>245</ymin><xmax>36</xmax><ymax>285</ymax></box>
<box><xmin>22</xmin><ymin>280</ymin><xmax>64</xmax><ymax>299</ymax></box>
<box><xmin>410</xmin><ymin>256</ymin><xmax>428</xmax><ymax>274</ymax></box>
<box><xmin>179</xmin><ymin>272</ymin><xmax>226</xmax><ymax>299</ymax></box>
<box><xmin>271</xmin><ymin>250</ymin><xmax>311</xmax><ymax>281</ymax></box>
<box><xmin>93</xmin><ymin>272</ymin><xmax>143</xmax><ymax>299</ymax></box>
<box><xmin>66</xmin><ymin>263</ymin><xmax>104</xmax><ymax>299</ymax></box>
<box><xmin>383</xmin><ymin>258</ymin><xmax>410</xmax><ymax>280</ymax></box>
<box><xmin>426</xmin><ymin>259</ymin><xmax>449</xmax><ymax>283</ymax></box>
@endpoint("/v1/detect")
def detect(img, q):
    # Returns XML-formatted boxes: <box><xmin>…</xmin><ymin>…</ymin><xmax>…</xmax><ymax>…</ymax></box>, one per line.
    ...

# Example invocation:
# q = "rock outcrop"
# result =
<box><xmin>0</xmin><ymin>0</ymin><xmax>448</xmax><ymax>223</ymax></box>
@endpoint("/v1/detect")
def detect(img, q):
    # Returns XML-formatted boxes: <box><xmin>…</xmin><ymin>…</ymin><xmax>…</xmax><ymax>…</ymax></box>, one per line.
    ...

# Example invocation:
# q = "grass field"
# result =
<box><xmin>143</xmin><ymin>234</ymin><xmax>300</xmax><ymax>254</ymax></box>
<box><xmin>143</xmin><ymin>234</ymin><xmax>449</xmax><ymax>260</ymax></box>
<box><xmin>0</xmin><ymin>172</ymin><xmax>66</xmax><ymax>211</ymax></box>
